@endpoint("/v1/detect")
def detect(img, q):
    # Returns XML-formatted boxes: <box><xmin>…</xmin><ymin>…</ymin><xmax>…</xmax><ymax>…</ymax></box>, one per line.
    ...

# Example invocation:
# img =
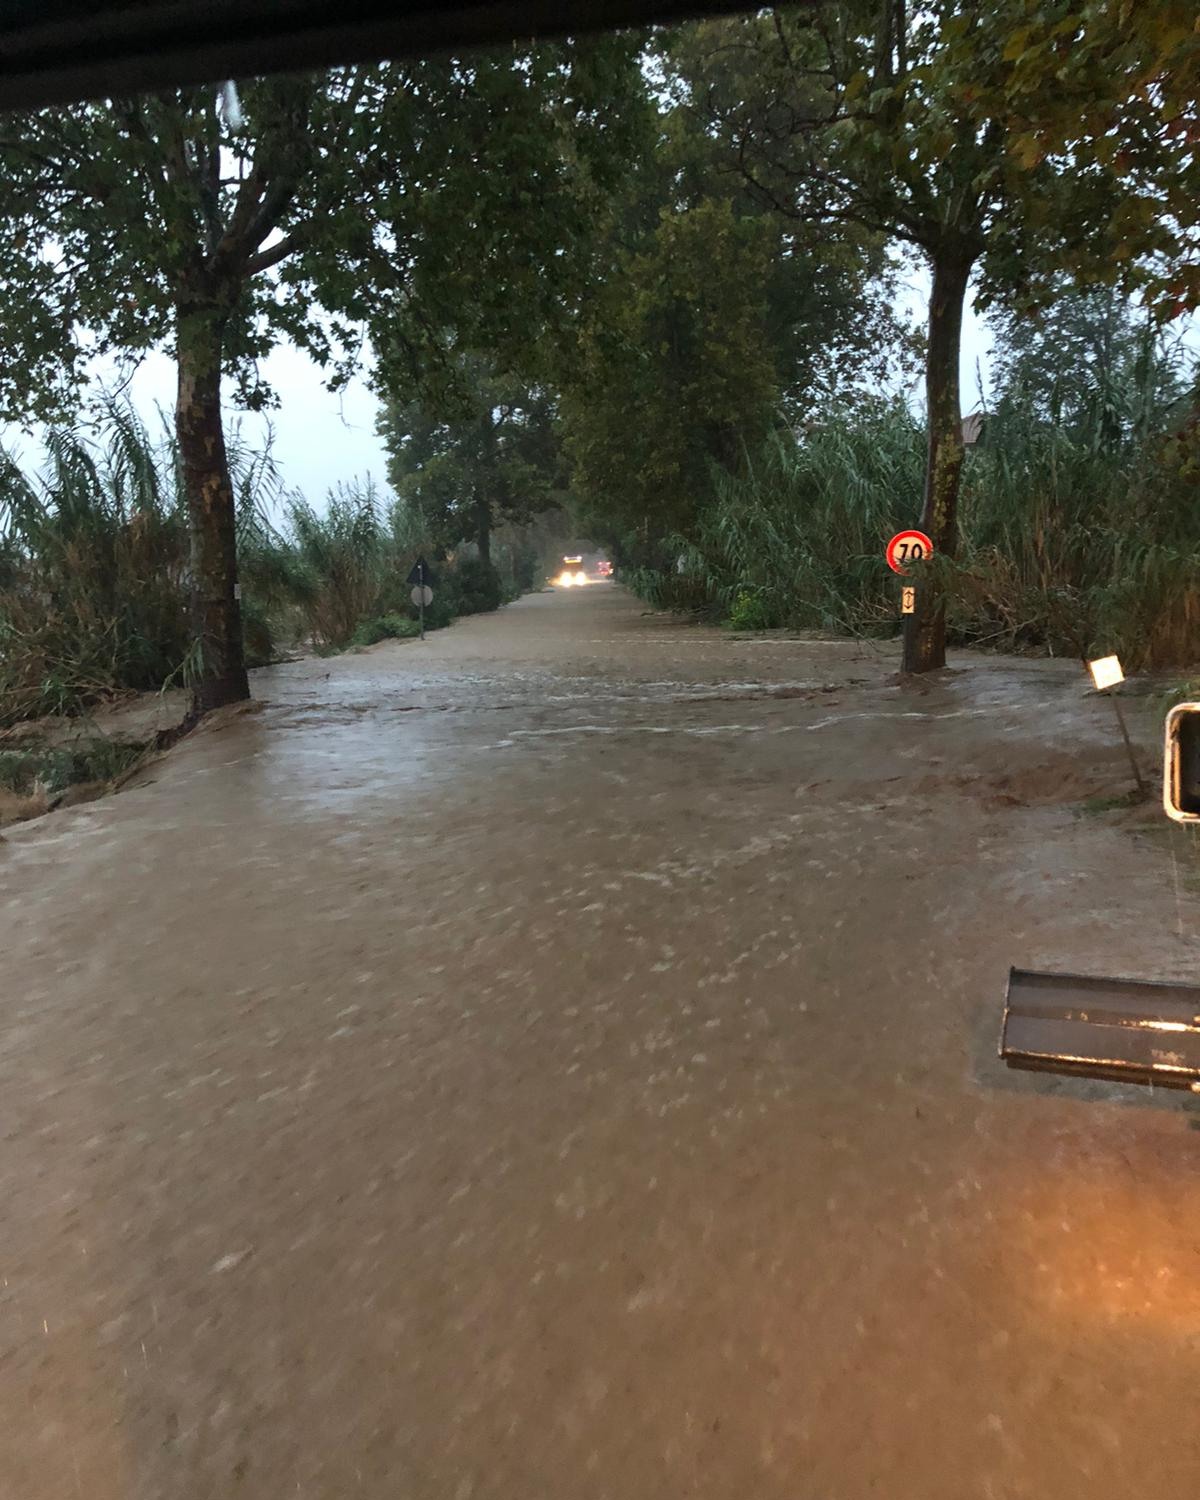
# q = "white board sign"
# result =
<box><xmin>1088</xmin><ymin>655</ymin><xmax>1124</xmax><ymax>692</ymax></box>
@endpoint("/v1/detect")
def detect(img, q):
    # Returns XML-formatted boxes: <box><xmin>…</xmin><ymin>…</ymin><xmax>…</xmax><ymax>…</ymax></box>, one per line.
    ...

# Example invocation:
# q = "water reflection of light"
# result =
<box><xmin>1011</xmin><ymin>1162</ymin><xmax>1200</xmax><ymax>1334</ymax></box>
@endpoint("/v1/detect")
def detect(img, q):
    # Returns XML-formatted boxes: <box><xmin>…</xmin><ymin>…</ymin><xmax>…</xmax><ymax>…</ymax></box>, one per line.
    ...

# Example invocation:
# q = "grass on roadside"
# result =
<box><xmin>0</xmin><ymin>734</ymin><xmax>149</xmax><ymax>798</ymax></box>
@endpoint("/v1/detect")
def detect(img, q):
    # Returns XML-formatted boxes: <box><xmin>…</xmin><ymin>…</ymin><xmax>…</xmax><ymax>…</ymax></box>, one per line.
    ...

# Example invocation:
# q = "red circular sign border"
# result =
<box><xmin>886</xmin><ymin>529</ymin><xmax>934</xmax><ymax>576</ymax></box>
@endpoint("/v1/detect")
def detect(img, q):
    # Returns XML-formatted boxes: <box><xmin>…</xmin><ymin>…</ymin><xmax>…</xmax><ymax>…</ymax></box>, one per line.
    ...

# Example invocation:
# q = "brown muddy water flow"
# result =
<box><xmin>2</xmin><ymin>583</ymin><xmax>1198</xmax><ymax>1498</ymax></box>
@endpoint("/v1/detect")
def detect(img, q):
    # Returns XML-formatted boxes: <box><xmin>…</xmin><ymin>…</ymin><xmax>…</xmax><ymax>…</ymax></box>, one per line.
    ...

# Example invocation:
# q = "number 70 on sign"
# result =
<box><xmin>886</xmin><ymin>529</ymin><xmax>934</xmax><ymax>575</ymax></box>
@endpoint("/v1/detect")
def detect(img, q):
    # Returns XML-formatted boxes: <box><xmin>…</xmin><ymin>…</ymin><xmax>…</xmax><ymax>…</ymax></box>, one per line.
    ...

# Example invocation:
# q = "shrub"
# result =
<box><xmin>451</xmin><ymin>556</ymin><xmax>504</xmax><ymax>615</ymax></box>
<box><xmin>286</xmin><ymin>482</ymin><xmax>390</xmax><ymax>650</ymax></box>
<box><xmin>1</xmin><ymin>407</ymin><xmax>529</xmax><ymax>723</ymax></box>
<box><xmin>416</xmin><ymin>592</ymin><xmax>457</xmax><ymax>631</ymax></box>
<box><xmin>0</xmin><ymin>735</ymin><xmax>147</xmax><ymax>796</ymax></box>
<box><xmin>350</xmin><ymin>613</ymin><xmax>421</xmax><ymax>647</ymax></box>
<box><xmin>0</xmin><ymin>401</ymin><xmax>289</xmax><ymax>723</ymax></box>
<box><xmin>727</xmin><ymin>587</ymin><xmax>781</xmax><ymax>631</ymax></box>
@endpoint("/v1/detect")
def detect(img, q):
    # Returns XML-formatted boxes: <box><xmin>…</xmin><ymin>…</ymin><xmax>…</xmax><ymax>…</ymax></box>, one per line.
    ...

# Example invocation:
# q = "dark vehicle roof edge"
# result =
<box><xmin>0</xmin><ymin>0</ymin><xmax>756</xmax><ymax>111</ymax></box>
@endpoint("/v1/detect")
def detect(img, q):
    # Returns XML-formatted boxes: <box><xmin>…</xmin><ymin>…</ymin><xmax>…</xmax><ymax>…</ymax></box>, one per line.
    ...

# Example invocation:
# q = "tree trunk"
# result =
<box><xmin>176</xmin><ymin>301</ymin><xmax>249</xmax><ymax>713</ymax></box>
<box><xmin>902</xmin><ymin>250</ymin><xmax>973</xmax><ymax>674</ymax></box>
<box><xmin>475</xmin><ymin>492</ymin><xmax>492</xmax><ymax>567</ymax></box>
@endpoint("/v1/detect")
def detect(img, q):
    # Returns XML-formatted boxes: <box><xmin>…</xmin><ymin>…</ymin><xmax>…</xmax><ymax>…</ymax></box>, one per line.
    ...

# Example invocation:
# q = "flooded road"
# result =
<box><xmin>2</xmin><ymin>582</ymin><xmax>1198</xmax><ymax>1498</ymax></box>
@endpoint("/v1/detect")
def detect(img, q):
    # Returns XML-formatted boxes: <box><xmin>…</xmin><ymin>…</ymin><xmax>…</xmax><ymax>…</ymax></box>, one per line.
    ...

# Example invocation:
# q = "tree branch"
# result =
<box><xmin>246</xmin><ymin>232</ymin><xmax>304</xmax><ymax>276</ymax></box>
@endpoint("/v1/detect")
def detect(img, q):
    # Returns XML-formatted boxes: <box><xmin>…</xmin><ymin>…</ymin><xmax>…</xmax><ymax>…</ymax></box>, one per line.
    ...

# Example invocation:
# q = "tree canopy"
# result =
<box><xmin>947</xmin><ymin>0</ymin><xmax>1200</xmax><ymax>313</ymax></box>
<box><xmin>380</xmin><ymin>355</ymin><xmax>565</xmax><ymax>566</ymax></box>
<box><xmin>2</xmin><ymin>5</ymin><xmax>1196</xmax><ymax>701</ymax></box>
<box><xmin>0</xmin><ymin>39</ymin><xmax>646</xmax><ymax>706</ymax></box>
<box><xmin>546</xmin><ymin>25</ymin><xmax>912</xmax><ymax>570</ymax></box>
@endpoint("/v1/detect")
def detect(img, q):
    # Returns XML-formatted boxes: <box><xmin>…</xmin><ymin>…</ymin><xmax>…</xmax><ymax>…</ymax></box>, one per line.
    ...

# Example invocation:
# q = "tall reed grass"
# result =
<box><xmin>650</xmin><ymin>385</ymin><xmax>1199</xmax><ymax>669</ymax></box>
<box><xmin>0</xmin><ymin>403</ymin><xmax>192</xmax><ymax>724</ymax></box>
<box><xmin>0</xmin><ymin>404</ymin><xmax>541</xmax><ymax>726</ymax></box>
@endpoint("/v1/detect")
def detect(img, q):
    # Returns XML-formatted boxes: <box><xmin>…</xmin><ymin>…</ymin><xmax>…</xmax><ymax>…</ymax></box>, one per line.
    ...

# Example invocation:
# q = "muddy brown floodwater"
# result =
<box><xmin>2</xmin><ymin>583</ymin><xmax>1199</xmax><ymax>1499</ymax></box>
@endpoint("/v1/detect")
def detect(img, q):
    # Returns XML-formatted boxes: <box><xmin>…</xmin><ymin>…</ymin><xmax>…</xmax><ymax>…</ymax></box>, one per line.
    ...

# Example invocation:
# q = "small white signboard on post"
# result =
<box><xmin>1088</xmin><ymin>655</ymin><xmax>1124</xmax><ymax>692</ymax></box>
<box><xmin>1087</xmin><ymin>654</ymin><xmax>1145</xmax><ymax>794</ymax></box>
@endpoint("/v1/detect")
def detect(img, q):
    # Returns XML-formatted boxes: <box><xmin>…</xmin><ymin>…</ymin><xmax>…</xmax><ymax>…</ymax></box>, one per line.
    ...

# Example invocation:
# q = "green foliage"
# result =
<box><xmin>499</xmin><ymin>533</ymin><xmax>541</xmax><ymax>595</ymax></box>
<box><xmin>4</xmin><ymin>11</ymin><xmax>1195</xmax><ymax>705</ymax></box>
<box><xmin>417</xmin><ymin>593</ymin><xmax>458</xmax><ymax>633</ymax></box>
<box><xmin>349</xmin><ymin>614</ymin><xmax>422</xmax><ymax>648</ymax></box>
<box><xmin>0</xmin><ymin>403</ymin><xmax>190</xmax><ymax>724</ymax></box>
<box><xmin>621</xmin><ymin>557</ymin><xmax>719</xmax><ymax>615</ymax></box>
<box><xmin>677</xmin><ymin>7</ymin><xmax>1021</xmax><ymax>280</ymax></box>
<box><xmin>0</xmin><ymin>43</ymin><xmax>648</xmax><ymax>424</ymax></box>
<box><xmin>380</xmin><ymin>353</ymin><xmax>566</xmax><ymax>562</ymax></box>
<box><xmin>561</xmin><ymin>198</ymin><xmax>782</xmax><ymax>563</ymax></box>
<box><xmin>943</xmin><ymin>0</ymin><xmax>1200</xmax><ymax>313</ymax></box>
<box><xmin>448</xmin><ymin>556</ymin><xmax>504</xmax><ymax>616</ymax></box>
<box><xmin>0</xmin><ymin>39</ymin><xmax>648</xmax><ymax>706</ymax></box>
<box><xmin>278</xmin><ymin>482</ymin><xmax>520</xmax><ymax>647</ymax></box>
<box><xmin>635</xmin><ymin>304</ymin><xmax>1200</xmax><ymax>670</ymax></box>
<box><xmin>0</xmin><ymin>735</ymin><xmax>148</xmax><ymax>796</ymax></box>
<box><xmin>0</xmin><ymin>404</ymin><xmax>534</xmax><ymax>722</ymax></box>
<box><xmin>670</xmin><ymin>406</ymin><xmax>923</xmax><ymax>635</ymax></box>
<box><xmin>551</xmin><ymin>27</ymin><xmax>917</xmax><ymax>572</ymax></box>
<box><xmin>658</xmin><ymin>22</ymin><xmax>910</xmax><ymax>411</ymax></box>
<box><xmin>728</xmin><ymin>589</ymin><xmax>784</xmax><ymax>633</ymax></box>
<box><xmin>609</xmin><ymin>2</ymin><xmax>1200</xmax><ymax>672</ymax></box>
<box><xmin>285</xmin><ymin>482</ymin><xmax>393</xmax><ymax>651</ymax></box>
<box><xmin>988</xmin><ymin>287</ymin><xmax>1186</xmax><ymax>440</ymax></box>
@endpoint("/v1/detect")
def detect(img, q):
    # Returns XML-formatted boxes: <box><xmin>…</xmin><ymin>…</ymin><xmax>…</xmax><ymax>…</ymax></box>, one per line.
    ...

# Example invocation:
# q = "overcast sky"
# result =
<box><xmin>117</xmin><ymin>344</ymin><xmax>388</xmax><ymax>504</ymax></box>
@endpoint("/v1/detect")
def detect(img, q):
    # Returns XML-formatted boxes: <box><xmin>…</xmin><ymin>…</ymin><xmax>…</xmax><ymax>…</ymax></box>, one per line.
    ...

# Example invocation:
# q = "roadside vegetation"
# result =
<box><xmin>0</xmin><ymin>2</ymin><xmax>1196</xmax><ymax>727</ymax></box>
<box><xmin>0</xmin><ymin>405</ymin><xmax>548</xmax><ymax>728</ymax></box>
<box><xmin>627</xmin><ymin>294</ymin><xmax>1200</xmax><ymax>670</ymax></box>
<box><xmin>0</xmin><ymin>723</ymin><xmax>154</xmax><ymax>828</ymax></box>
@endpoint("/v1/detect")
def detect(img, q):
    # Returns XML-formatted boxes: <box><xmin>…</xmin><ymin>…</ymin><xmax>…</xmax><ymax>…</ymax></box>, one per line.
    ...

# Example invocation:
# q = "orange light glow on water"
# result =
<box><xmin>1003</xmin><ymin>1158</ymin><xmax>1200</xmax><ymax>1335</ymax></box>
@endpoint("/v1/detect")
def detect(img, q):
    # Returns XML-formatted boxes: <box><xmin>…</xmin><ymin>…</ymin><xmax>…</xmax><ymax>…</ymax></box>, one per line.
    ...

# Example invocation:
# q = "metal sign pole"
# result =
<box><xmin>418</xmin><ymin>561</ymin><xmax>425</xmax><ymax>641</ymax></box>
<box><xmin>1108</xmin><ymin>692</ymin><xmax>1146</xmax><ymax>795</ymax></box>
<box><xmin>1086</xmin><ymin>655</ymin><xmax>1146</xmax><ymax>796</ymax></box>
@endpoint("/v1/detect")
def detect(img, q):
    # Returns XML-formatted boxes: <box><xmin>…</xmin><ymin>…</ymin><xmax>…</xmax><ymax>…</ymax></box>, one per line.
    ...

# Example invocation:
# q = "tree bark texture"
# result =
<box><xmin>176</xmin><ymin>301</ymin><xmax>249</xmax><ymax>713</ymax></box>
<box><xmin>902</xmin><ymin>251</ymin><xmax>972</xmax><ymax>674</ymax></box>
<box><xmin>475</xmin><ymin>492</ymin><xmax>493</xmax><ymax>567</ymax></box>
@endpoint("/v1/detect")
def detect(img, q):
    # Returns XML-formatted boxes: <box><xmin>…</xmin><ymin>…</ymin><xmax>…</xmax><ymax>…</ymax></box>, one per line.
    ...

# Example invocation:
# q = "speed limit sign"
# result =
<box><xmin>886</xmin><ymin>529</ymin><xmax>933</xmax><ymax>575</ymax></box>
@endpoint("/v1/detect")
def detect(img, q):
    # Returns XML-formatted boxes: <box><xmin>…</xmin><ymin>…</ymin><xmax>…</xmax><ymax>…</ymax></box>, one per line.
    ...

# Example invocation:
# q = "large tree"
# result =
<box><xmin>686</xmin><ymin>2</ymin><xmax>1196</xmax><ymax>671</ymax></box>
<box><xmin>988</xmin><ymin>287</ymin><xmax>1188</xmax><ymax>446</ymax></box>
<box><xmin>556</xmin><ymin>35</ymin><xmax>907</xmax><ymax>569</ymax></box>
<box><xmin>380</xmin><ymin>355</ymin><xmax>565</xmax><ymax>566</ymax></box>
<box><xmin>0</xmin><ymin>42</ymin><xmax>643</xmax><ymax>710</ymax></box>
<box><xmin>679</xmin><ymin>4</ymin><xmax>1051</xmax><ymax>670</ymax></box>
<box><xmin>560</xmin><ymin>196</ymin><xmax>780</xmax><ymax>565</ymax></box>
